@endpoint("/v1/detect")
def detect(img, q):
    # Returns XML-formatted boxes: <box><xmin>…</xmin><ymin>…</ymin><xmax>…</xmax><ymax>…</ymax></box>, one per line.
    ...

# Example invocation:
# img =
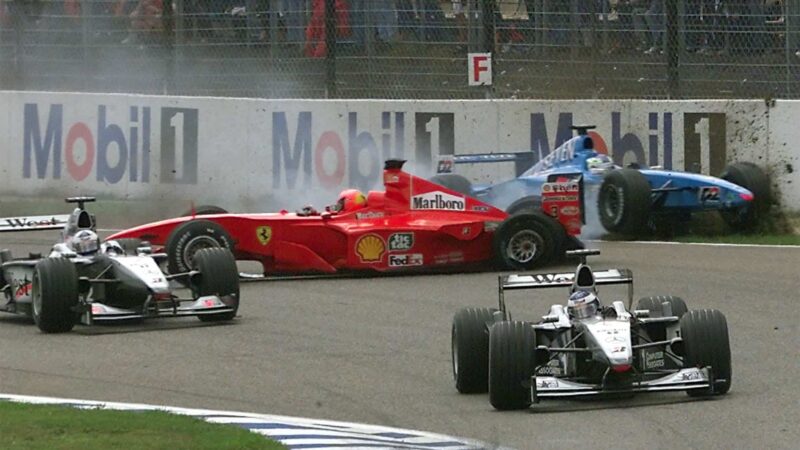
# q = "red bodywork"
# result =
<box><xmin>108</xmin><ymin>163</ymin><xmax>581</xmax><ymax>274</ymax></box>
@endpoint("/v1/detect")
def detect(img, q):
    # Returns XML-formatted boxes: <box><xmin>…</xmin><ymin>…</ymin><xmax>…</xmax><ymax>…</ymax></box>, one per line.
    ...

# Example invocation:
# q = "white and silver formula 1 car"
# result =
<box><xmin>451</xmin><ymin>249</ymin><xmax>731</xmax><ymax>410</ymax></box>
<box><xmin>1</xmin><ymin>197</ymin><xmax>240</xmax><ymax>333</ymax></box>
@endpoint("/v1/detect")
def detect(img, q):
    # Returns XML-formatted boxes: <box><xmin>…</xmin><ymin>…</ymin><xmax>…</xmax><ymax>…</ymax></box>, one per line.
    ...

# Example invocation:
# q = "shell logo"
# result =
<box><xmin>356</xmin><ymin>234</ymin><xmax>385</xmax><ymax>263</ymax></box>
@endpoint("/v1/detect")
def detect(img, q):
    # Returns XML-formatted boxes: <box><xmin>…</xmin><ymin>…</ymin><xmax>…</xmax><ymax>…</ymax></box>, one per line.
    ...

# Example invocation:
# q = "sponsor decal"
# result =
<box><xmin>537</xmin><ymin>360</ymin><xmax>563</xmax><ymax>376</ymax></box>
<box><xmin>272</xmin><ymin>111</ymin><xmax>455</xmax><ymax>191</ymax></box>
<box><xmin>1</xmin><ymin>215</ymin><xmax>68</xmax><ymax>231</ymax></box>
<box><xmin>23</xmin><ymin>104</ymin><xmax>198</xmax><ymax>184</ymax></box>
<box><xmin>537</xmin><ymin>379</ymin><xmax>559</xmax><ymax>389</ymax></box>
<box><xmin>560</xmin><ymin>205</ymin><xmax>579</xmax><ymax>216</ymax></box>
<box><xmin>256</xmin><ymin>226</ymin><xmax>272</xmax><ymax>246</ymax></box>
<box><xmin>483</xmin><ymin>221</ymin><xmax>501</xmax><ymax>232</ymax></box>
<box><xmin>461</xmin><ymin>226</ymin><xmax>471</xmax><ymax>236</ymax></box>
<box><xmin>13</xmin><ymin>280</ymin><xmax>32</xmax><ymax>298</ymax></box>
<box><xmin>644</xmin><ymin>350</ymin><xmax>665</xmax><ymax>369</ymax></box>
<box><xmin>699</xmin><ymin>186</ymin><xmax>720</xmax><ymax>202</ymax></box>
<box><xmin>355</xmin><ymin>234</ymin><xmax>385</xmax><ymax>263</ymax></box>
<box><xmin>433</xmin><ymin>251</ymin><xmax>464</xmax><ymax>265</ymax></box>
<box><xmin>388</xmin><ymin>253</ymin><xmax>423</xmax><ymax>267</ymax></box>
<box><xmin>411</xmin><ymin>191</ymin><xmax>465</xmax><ymax>211</ymax></box>
<box><xmin>436</xmin><ymin>156</ymin><xmax>454</xmax><ymax>174</ymax></box>
<box><xmin>612</xmin><ymin>346</ymin><xmax>627</xmax><ymax>353</ymax></box>
<box><xmin>388</xmin><ymin>232</ymin><xmax>413</xmax><ymax>251</ymax></box>
<box><xmin>471</xmin><ymin>205</ymin><xmax>489</xmax><ymax>212</ymax></box>
<box><xmin>681</xmin><ymin>370</ymin><xmax>702</xmax><ymax>381</ymax></box>
<box><xmin>355</xmin><ymin>211</ymin><xmax>385</xmax><ymax>220</ymax></box>
<box><xmin>383</xmin><ymin>173</ymin><xmax>399</xmax><ymax>184</ymax></box>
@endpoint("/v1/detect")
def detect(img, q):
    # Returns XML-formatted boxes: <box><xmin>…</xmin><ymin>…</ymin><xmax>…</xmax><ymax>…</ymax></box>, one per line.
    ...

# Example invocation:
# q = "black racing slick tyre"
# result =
<box><xmin>489</xmin><ymin>321</ymin><xmax>535</xmax><ymax>410</ymax></box>
<box><xmin>681</xmin><ymin>309</ymin><xmax>732</xmax><ymax>396</ymax></box>
<box><xmin>180</xmin><ymin>205</ymin><xmax>228</xmax><ymax>217</ymax></box>
<box><xmin>598</xmin><ymin>168</ymin><xmax>652</xmax><ymax>236</ymax></box>
<box><xmin>165</xmin><ymin>220</ymin><xmax>235</xmax><ymax>275</ymax></box>
<box><xmin>193</xmin><ymin>247</ymin><xmax>240</xmax><ymax>322</ymax></box>
<box><xmin>719</xmin><ymin>162</ymin><xmax>771</xmax><ymax>232</ymax></box>
<box><xmin>452</xmin><ymin>307</ymin><xmax>498</xmax><ymax>394</ymax></box>
<box><xmin>429</xmin><ymin>174</ymin><xmax>472</xmax><ymax>196</ymax></box>
<box><xmin>493</xmin><ymin>213</ymin><xmax>561</xmax><ymax>270</ymax></box>
<box><xmin>636</xmin><ymin>296</ymin><xmax>688</xmax><ymax>319</ymax></box>
<box><xmin>32</xmin><ymin>258</ymin><xmax>79</xmax><ymax>333</ymax></box>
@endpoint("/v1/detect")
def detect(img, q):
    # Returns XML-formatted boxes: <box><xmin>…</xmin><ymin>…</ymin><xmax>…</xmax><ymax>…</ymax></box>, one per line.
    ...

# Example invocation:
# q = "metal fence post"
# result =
<box><xmin>325</xmin><ymin>0</ymin><xmax>337</xmax><ymax>98</ymax></box>
<box><xmin>666</xmin><ymin>0</ymin><xmax>680</xmax><ymax>98</ymax></box>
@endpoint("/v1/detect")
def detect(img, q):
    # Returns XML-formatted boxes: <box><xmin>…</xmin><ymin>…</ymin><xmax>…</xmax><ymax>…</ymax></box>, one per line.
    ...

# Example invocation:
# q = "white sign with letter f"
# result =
<box><xmin>468</xmin><ymin>53</ymin><xmax>492</xmax><ymax>86</ymax></box>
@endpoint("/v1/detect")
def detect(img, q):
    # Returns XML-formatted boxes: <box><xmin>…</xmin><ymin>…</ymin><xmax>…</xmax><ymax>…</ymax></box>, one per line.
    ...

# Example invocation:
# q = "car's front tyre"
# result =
<box><xmin>489</xmin><ymin>321</ymin><xmax>535</xmax><ymax>410</ymax></box>
<box><xmin>32</xmin><ymin>258</ymin><xmax>79</xmax><ymax>333</ymax></box>
<box><xmin>192</xmin><ymin>247</ymin><xmax>240</xmax><ymax>322</ymax></box>
<box><xmin>452</xmin><ymin>307</ymin><xmax>497</xmax><ymax>394</ymax></box>
<box><xmin>165</xmin><ymin>220</ymin><xmax>235</xmax><ymax>275</ymax></box>
<box><xmin>681</xmin><ymin>309</ymin><xmax>731</xmax><ymax>396</ymax></box>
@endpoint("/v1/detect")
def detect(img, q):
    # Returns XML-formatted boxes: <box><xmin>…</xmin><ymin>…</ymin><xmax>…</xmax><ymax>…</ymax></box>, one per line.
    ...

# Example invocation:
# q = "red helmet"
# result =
<box><xmin>333</xmin><ymin>189</ymin><xmax>367</xmax><ymax>213</ymax></box>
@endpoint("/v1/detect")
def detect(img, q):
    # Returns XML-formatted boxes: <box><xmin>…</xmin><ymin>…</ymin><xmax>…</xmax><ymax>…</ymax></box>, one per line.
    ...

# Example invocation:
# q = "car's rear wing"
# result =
<box><xmin>0</xmin><ymin>215</ymin><xmax>71</xmax><ymax>233</ymax></box>
<box><xmin>498</xmin><ymin>268</ymin><xmax>634</xmax><ymax>317</ymax></box>
<box><xmin>437</xmin><ymin>152</ymin><xmax>535</xmax><ymax>177</ymax></box>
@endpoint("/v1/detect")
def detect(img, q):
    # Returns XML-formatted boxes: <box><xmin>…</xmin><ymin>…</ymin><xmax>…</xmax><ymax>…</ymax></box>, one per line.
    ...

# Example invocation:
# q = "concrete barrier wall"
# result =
<box><xmin>1</xmin><ymin>92</ymin><xmax>796</xmax><ymax>215</ymax></box>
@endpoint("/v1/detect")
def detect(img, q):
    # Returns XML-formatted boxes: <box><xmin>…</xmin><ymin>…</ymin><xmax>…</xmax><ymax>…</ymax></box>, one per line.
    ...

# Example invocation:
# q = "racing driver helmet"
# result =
<box><xmin>567</xmin><ymin>290</ymin><xmax>600</xmax><ymax>319</ymax></box>
<box><xmin>72</xmin><ymin>229</ymin><xmax>100</xmax><ymax>256</ymax></box>
<box><xmin>332</xmin><ymin>189</ymin><xmax>367</xmax><ymax>213</ymax></box>
<box><xmin>586</xmin><ymin>154</ymin><xmax>614</xmax><ymax>175</ymax></box>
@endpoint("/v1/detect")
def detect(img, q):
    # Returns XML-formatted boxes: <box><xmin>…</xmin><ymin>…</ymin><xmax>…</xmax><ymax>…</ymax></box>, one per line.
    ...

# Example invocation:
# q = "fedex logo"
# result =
<box><xmin>23</xmin><ymin>104</ymin><xmax>199</xmax><ymax>184</ymax></box>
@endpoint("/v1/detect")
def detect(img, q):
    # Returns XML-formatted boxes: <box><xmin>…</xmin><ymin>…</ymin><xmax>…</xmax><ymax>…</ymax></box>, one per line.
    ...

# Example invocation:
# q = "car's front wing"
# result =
<box><xmin>80</xmin><ymin>295</ymin><xmax>236</xmax><ymax>325</ymax></box>
<box><xmin>531</xmin><ymin>367</ymin><xmax>711</xmax><ymax>403</ymax></box>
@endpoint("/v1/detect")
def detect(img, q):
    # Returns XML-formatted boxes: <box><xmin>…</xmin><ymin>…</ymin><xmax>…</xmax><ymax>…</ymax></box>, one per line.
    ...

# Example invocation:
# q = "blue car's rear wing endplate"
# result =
<box><xmin>438</xmin><ymin>152</ymin><xmax>535</xmax><ymax>177</ymax></box>
<box><xmin>498</xmin><ymin>268</ymin><xmax>634</xmax><ymax>315</ymax></box>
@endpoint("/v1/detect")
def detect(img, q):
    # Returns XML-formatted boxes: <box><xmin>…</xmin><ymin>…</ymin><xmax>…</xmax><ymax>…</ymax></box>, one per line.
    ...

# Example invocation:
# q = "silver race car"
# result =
<box><xmin>451</xmin><ymin>249</ymin><xmax>731</xmax><ymax>410</ymax></box>
<box><xmin>1</xmin><ymin>197</ymin><xmax>239</xmax><ymax>333</ymax></box>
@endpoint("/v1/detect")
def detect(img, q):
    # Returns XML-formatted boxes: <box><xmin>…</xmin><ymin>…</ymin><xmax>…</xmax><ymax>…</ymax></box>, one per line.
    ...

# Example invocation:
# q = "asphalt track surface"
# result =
<box><xmin>1</xmin><ymin>232</ymin><xmax>799</xmax><ymax>450</ymax></box>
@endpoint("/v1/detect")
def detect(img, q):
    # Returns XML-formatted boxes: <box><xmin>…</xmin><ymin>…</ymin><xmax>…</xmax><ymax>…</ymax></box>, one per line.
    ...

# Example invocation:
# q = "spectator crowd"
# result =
<box><xmin>0</xmin><ymin>0</ymin><xmax>789</xmax><ymax>56</ymax></box>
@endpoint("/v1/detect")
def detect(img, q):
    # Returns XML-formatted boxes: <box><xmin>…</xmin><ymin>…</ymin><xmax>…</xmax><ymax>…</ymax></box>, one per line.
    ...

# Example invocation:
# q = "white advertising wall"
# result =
<box><xmin>0</xmin><ymin>92</ymin><xmax>797</xmax><ymax>214</ymax></box>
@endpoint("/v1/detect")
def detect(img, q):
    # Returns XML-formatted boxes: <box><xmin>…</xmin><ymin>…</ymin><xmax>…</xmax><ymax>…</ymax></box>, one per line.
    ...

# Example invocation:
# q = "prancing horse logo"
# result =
<box><xmin>256</xmin><ymin>226</ymin><xmax>272</xmax><ymax>245</ymax></box>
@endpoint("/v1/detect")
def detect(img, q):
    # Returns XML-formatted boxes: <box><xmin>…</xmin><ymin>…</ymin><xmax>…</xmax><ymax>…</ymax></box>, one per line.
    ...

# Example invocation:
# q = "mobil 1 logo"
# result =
<box><xmin>388</xmin><ymin>232</ymin><xmax>414</xmax><ymax>251</ymax></box>
<box><xmin>415</xmin><ymin>113</ymin><xmax>454</xmax><ymax>167</ymax></box>
<box><xmin>684</xmin><ymin>113</ymin><xmax>726</xmax><ymax>175</ymax></box>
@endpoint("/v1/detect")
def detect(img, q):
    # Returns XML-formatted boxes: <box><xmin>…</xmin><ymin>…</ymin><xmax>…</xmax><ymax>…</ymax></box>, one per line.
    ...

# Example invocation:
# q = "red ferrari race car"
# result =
<box><xmin>107</xmin><ymin>160</ymin><xmax>585</xmax><ymax>277</ymax></box>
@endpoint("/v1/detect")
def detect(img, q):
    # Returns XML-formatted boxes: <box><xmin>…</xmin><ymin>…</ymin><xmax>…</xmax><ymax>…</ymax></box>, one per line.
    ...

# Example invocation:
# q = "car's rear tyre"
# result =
<box><xmin>493</xmin><ymin>213</ymin><xmax>561</xmax><ymax>270</ymax></box>
<box><xmin>180</xmin><ymin>205</ymin><xmax>228</xmax><ymax>217</ymax></box>
<box><xmin>719</xmin><ymin>162</ymin><xmax>771</xmax><ymax>232</ymax></box>
<box><xmin>489</xmin><ymin>321</ymin><xmax>535</xmax><ymax>410</ymax></box>
<box><xmin>429</xmin><ymin>174</ymin><xmax>472</xmax><ymax>196</ymax></box>
<box><xmin>452</xmin><ymin>307</ymin><xmax>498</xmax><ymax>394</ymax></box>
<box><xmin>598</xmin><ymin>169</ymin><xmax>651</xmax><ymax>236</ymax></box>
<box><xmin>193</xmin><ymin>248</ymin><xmax>240</xmax><ymax>322</ymax></box>
<box><xmin>681</xmin><ymin>309</ymin><xmax>731</xmax><ymax>396</ymax></box>
<box><xmin>165</xmin><ymin>220</ymin><xmax>235</xmax><ymax>275</ymax></box>
<box><xmin>32</xmin><ymin>258</ymin><xmax>79</xmax><ymax>333</ymax></box>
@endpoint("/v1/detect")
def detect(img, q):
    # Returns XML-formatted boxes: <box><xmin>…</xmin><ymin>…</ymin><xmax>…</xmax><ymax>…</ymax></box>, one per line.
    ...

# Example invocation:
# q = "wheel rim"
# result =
<box><xmin>182</xmin><ymin>236</ymin><xmax>221</xmax><ymax>269</ymax></box>
<box><xmin>602</xmin><ymin>185</ymin><xmax>624</xmax><ymax>225</ymax></box>
<box><xmin>506</xmin><ymin>230</ymin><xmax>541</xmax><ymax>264</ymax></box>
<box><xmin>32</xmin><ymin>272</ymin><xmax>41</xmax><ymax>317</ymax></box>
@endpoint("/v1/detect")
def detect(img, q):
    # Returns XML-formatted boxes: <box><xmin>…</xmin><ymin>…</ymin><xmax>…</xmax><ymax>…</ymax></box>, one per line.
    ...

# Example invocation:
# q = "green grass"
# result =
<box><xmin>0</xmin><ymin>402</ymin><xmax>286</xmax><ymax>450</ymax></box>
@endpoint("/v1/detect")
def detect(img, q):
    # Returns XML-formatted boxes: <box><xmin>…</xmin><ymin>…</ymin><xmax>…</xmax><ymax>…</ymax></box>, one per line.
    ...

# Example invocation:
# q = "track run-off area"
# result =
<box><xmin>1</xmin><ymin>233</ymin><xmax>798</xmax><ymax>450</ymax></box>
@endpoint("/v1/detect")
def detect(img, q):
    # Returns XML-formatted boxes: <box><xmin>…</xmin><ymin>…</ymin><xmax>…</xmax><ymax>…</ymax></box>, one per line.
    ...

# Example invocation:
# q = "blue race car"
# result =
<box><xmin>433</xmin><ymin>126</ymin><xmax>770</xmax><ymax>236</ymax></box>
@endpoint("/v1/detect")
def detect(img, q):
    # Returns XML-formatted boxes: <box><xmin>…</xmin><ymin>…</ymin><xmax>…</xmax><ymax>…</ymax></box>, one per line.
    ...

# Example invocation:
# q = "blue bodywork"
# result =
<box><xmin>444</xmin><ymin>134</ymin><xmax>754</xmax><ymax>218</ymax></box>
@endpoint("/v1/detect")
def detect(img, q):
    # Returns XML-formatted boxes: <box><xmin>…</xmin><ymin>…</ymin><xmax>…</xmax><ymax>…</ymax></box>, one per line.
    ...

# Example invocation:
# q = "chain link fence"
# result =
<box><xmin>1</xmin><ymin>0</ymin><xmax>799</xmax><ymax>99</ymax></box>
